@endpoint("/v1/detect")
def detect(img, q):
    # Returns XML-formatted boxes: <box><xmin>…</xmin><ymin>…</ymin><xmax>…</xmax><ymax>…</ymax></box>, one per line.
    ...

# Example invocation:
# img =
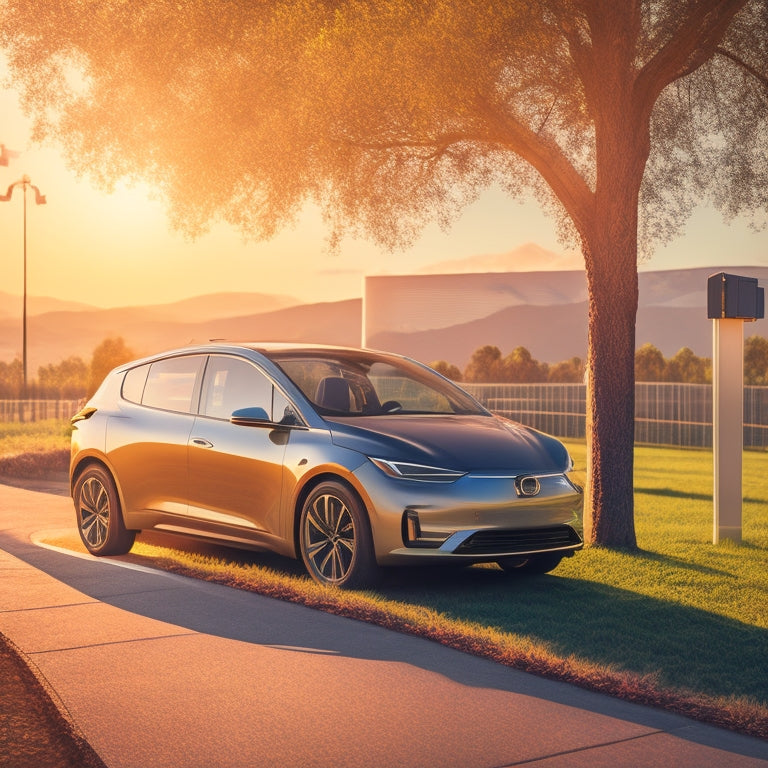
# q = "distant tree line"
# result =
<box><xmin>4</xmin><ymin>334</ymin><xmax>768</xmax><ymax>398</ymax></box>
<box><xmin>635</xmin><ymin>336</ymin><xmax>768</xmax><ymax>385</ymax></box>
<box><xmin>431</xmin><ymin>346</ymin><xmax>584</xmax><ymax>384</ymax></box>
<box><xmin>0</xmin><ymin>337</ymin><xmax>136</xmax><ymax>399</ymax></box>
<box><xmin>431</xmin><ymin>336</ymin><xmax>768</xmax><ymax>386</ymax></box>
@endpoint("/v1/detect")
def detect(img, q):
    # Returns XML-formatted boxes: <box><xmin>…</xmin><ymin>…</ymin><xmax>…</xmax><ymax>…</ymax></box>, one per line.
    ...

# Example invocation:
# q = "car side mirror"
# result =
<box><xmin>230</xmin><ymin>406</ymin><xmax>271</xmax><ymax>426</ymax></box>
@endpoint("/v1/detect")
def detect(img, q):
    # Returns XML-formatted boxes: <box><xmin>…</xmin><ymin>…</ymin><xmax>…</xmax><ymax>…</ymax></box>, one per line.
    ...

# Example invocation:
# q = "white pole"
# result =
<box><xmin>712</xmin><ymin>318</ymin><xmax>744</xmax><ymax>544</ymax></box>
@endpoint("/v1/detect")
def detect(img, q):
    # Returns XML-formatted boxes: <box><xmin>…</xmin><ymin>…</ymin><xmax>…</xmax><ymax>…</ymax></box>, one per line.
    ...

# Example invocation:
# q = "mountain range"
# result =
<box><xmin>364</xmin><ymin>266</ymin><xmax>768</xmax><ymax>366</ymax></box>
<box><xmin>1</xmin><ymin>266</ymin><xmax>766</xmax><ymax>373</ymax></box>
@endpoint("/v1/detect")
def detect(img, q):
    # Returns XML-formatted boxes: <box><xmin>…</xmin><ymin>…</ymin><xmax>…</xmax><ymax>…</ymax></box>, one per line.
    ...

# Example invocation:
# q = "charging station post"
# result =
<box><xmin>707</xmin><ymin>272</ymin><xmax>764</xmax><ymax>544</ymax></box>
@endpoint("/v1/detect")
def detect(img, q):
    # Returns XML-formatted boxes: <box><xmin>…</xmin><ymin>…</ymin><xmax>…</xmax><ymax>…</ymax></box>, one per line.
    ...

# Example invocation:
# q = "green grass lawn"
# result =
<box><xmin>0</xmin><ymin>420</ymin><xmax>71</xmax><ymax>478</ymax></box>
<box><xmin>4</xmin><ymin>422</ymin><xmax>767</xmax><ymax>735</ymax></box>
<box><xmin>0</xmin><ymin>420</ymin><xmax>71</xmax><ymax>456</ymax></box>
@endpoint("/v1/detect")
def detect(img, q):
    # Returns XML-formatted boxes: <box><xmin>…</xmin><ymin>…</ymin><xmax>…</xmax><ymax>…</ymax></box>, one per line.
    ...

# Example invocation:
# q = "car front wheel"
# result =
<box><xmin>74</xmin><ymin>465</ymin><xmax>135</xmax><ymax>556</ymax></box>
<box><xmin>299</xmin><ymin>481</ymin><xmax>379</xmax><ymax>589</ymax></box>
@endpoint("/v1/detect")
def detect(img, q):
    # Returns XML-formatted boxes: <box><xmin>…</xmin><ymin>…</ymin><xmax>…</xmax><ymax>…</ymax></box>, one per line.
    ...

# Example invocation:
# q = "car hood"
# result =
<box><xmin>323</xmin><ymin>414</ymin><xmax>571</xmax><ymax>473</ymax></box>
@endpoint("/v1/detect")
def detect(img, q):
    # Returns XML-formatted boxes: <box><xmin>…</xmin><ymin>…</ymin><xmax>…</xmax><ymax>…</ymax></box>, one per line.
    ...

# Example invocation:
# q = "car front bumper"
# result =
<box><xmin>352</xmin><ymin>462</ymin><xmax>584</xmax><ymax>565</ymax></box>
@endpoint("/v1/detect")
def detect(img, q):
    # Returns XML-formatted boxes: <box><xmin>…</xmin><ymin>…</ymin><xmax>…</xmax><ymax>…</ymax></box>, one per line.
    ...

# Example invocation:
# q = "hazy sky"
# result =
<box><xmin>1</xmin><ymin>57</ymin><xmax>766</xmax><ymax>309</ymax></box>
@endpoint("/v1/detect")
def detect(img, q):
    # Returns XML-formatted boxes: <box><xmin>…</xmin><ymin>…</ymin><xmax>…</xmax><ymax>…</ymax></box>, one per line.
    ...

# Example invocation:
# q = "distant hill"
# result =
<box><xmin>365</xmin><ymin>267</ymin><xmax>768</xmax><ymax>366</ymax></box>
<box><xmin>0</xmin><ymin>290</ymin><xmax>300</xmax><ymax>322</ymax></box>
<box><xmin>0</xmin><ymin>297</ymin><xmax>361</xmax><ymax>372</ymax></box>
<box><xmin>0</xmin><ymin>291</ymin><xmax>97</xmax><ymax>318</ymax></box>
<box><xmin>3</xmin><ymin>267</ymin><xmax>768</xmax><ymax>373</ymax></box>
<box><xmin>367</xmin><ymin>299</ymin><xmax>766</xmax><ymax>367</ymax></box>
<box><xmin>369</xmin><ymin>302</ymin><xmax>589</xmax><ymax>366</ymax></box>
<box><xmin>130</xmin><ymin>292</ymin><xmax>301</xmax><ymax>322</ymax></box>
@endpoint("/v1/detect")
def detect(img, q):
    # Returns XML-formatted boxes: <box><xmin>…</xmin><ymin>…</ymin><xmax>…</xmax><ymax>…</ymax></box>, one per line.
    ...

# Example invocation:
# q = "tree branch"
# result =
<box><xmin>472</xmin><ymin>94</ymin><xmax>594</xmax><ymax>238</ymax></box>
<box><xmin>338</xmin><ymin>102</ymin><xmax>594</xmax><ymax>237</ymax></box>
<box><xmin>635</xmin><ymin>0</ymin><xmax>750</xmax><ymax>112</ymax></box>
<box><xmin>536</xmin><ymin>98</ymin><xmax>559</xmax><ymax>135</ymax></box>
<box><xmin>342</xmin><ymin>132</ymin><xmax>485</xmax><ymax>157</ymax></box>
<box><xmin>715</xmin><ymin>45</ymin><xmax>768</xmax><ymax>90</ymax></box>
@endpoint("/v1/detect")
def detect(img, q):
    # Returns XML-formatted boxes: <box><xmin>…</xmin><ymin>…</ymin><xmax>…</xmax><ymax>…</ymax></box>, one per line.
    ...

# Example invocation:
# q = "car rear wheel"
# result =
<box><xmin>299</xmin><ymin>481</ymin><xmax>379</xmax><ymax>589</ymax></box>
<box><xmin>74</xmin><ymin>465</ymin><xmax>135</xmax><ymax>556</ymax></box>
<box><xmin>496</xmin><ymin>552</ymin><xmax>564</xmax><ymax>575</ymax></box>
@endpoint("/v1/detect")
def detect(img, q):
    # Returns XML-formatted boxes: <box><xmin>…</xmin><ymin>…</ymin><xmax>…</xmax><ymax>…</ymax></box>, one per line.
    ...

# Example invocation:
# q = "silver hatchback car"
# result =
<box><xmin>70</xmin><ymin>343</ymin><xmax>583</xmax><ymax>588</ymax></box>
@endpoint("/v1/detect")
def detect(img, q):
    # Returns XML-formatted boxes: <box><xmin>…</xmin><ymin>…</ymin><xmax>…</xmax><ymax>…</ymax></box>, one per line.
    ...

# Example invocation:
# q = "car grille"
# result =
<box><xmin>453</xmin><ymin>525</ymin><xmax>582</xmax><ymax>555</ymax></box>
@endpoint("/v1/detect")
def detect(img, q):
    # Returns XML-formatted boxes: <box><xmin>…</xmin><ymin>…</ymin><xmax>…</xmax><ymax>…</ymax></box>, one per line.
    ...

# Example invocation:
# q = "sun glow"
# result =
<box><xmin>87</xmin><ymin>180</ymin><xmax>169</xmax><ymax>241</ymax></box>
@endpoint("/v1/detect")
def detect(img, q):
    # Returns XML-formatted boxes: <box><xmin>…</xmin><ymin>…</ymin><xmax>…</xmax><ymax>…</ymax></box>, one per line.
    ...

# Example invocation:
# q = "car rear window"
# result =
<box><xmin>122</xmin><ymin>364</ymin><xmax>149</xmax><ymax>404</ymax></box>
<box><xmin>130</xmin><ymin>355</ymin><xmax>204</xmax><ymax>413</ymax></box>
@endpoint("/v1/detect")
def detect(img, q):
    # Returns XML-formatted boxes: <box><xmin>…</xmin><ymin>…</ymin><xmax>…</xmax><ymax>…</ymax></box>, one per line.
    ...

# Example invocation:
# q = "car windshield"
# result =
<box><xmin>266</xmin><ymin>350</ymin><xmax>487</xmax><ymax>417</ymax></box>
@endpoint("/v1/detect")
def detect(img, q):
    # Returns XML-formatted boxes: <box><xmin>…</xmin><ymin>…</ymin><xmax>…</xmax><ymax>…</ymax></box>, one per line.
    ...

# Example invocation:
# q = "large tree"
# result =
<box><xmin>2</xmin><ymin>1</ymin><xmax>766</xmax><ymax>547</ymax></box>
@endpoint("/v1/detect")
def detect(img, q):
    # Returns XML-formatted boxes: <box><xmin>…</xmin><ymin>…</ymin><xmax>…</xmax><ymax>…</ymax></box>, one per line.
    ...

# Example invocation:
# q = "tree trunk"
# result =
<box><xmin>578</xmin><ymin>2</ymin><xmax>648</xmax><ymax>549</ymax></box>
<box><xmin>583</xmin><ymin>232</ymin><xmax>639</xmax><ymax>549</ymax></box>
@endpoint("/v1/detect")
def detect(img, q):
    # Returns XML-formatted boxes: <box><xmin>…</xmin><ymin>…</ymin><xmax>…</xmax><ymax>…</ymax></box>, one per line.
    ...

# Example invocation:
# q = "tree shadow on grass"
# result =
<box><xmin>377</xmin><ymin>563</ymin><xmax>768</xmax><ymax>707</ymax></box>
<box><xmin>629</xmin><ymin>547</ymin><xmax>734</xmax><ymax>576</ymax></box>
<box><xmin>636</xmin><ymin>486</ymin><xmax>765</xmax><ymax>505</ymax></box>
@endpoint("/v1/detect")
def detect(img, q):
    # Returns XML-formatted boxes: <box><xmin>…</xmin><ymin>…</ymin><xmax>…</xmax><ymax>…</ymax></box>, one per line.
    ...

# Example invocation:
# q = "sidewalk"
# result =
<box><xmin>1</xmin><ymin>482</ymin><xmax>767</xmax><ymax>768</ymax></box>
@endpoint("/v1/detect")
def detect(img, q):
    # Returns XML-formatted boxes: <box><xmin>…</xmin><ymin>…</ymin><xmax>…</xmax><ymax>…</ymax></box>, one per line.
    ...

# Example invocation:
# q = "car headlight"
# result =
<box><xmin>565</xmin><ymin>454</ymin><xmax>585</xmax><ymax>494</ymax></box>
<box><xmin>369</xmin><ymin>458</ymin><xmax>466</xmax><ymax>482</ymax></box>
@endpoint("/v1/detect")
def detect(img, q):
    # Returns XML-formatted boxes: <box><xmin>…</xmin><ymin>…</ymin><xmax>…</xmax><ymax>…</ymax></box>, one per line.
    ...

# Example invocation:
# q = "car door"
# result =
<box><xmin>107</xmin><ymin>354</ymin><xmax>204</xmax><ymax>522</ymax></box>
<box><xmin>186</xmin><ymin>354</ymin><xmax>290</xmax><ymax>541</ymax></box>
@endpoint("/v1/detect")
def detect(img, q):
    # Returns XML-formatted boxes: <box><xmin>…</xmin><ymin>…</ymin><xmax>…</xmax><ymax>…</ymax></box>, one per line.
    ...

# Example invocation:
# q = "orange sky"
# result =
<box><xmin>1</xmin><ymin>56</ymin><xmax>766</xmax><ymax>310</ymax></box>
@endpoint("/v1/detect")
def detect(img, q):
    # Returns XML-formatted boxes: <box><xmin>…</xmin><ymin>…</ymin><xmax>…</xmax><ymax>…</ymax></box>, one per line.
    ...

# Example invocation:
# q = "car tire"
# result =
<box><xmin>496</xmin><ymin>552</ymin><xmax>564</xmax><ymax>575</ymax></box>
<box><xmin>73</xmin><ymin>465</ymin><xmax>136</xmax><ymax>556</ymax></box>
<box><xmin>299</xmin><ymin>481</ymin><xmax>380</xmax><ymax>589</ymax></box>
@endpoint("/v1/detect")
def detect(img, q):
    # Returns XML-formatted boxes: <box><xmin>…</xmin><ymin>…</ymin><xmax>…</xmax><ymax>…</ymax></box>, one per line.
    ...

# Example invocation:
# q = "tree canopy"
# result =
<box><xmin>2</xmin><ymin>0</ymin><xmax>766</xmax><ymax>547</ymax></box>
<box><xmin>635</xmin><ymin>342</ymin><xmax>667</xmax><ymax>382</ymax></box>
<box><xmin>744</xmin><ymin>335</ymin><xmax>768</xmax><ymax>385</ymax></box>
<box><xmin>88</xmin><ymin>337</ymin><xmax>135</xmax><ymax>396</ymax></box>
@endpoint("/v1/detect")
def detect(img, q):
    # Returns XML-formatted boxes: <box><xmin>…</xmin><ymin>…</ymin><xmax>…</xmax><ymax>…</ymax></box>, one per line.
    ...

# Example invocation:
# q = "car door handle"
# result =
<box><xmin>190</xmin><ymin>437</ymin><xmax>214</xmax><ymax>448</ymax></box>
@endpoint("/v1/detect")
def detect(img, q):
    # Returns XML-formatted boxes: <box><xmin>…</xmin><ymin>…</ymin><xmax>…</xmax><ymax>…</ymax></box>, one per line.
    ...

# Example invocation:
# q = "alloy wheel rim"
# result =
<box><xmin>304</xmin><ymin>494</ymin><xmax>356</xmax><ymax>583</ymax></box>
<box><xmin>79</xmin><ymin>477</ymin><xmax>110</xmax><ymax>548</ymax></box>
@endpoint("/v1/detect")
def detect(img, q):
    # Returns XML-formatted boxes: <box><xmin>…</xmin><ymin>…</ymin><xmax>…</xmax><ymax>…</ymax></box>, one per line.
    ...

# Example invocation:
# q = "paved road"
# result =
<box><xmin>0</xmin><ymin>482</ymin><xmax>766</xmax><ymax>768</ymax></box>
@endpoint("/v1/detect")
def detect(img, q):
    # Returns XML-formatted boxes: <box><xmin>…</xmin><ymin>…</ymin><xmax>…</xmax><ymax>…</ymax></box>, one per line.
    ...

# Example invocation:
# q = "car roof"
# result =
<box><xmin>237</xmin><ymin>342</ymin><xmax>369</xmax><ymax>354</ymax></box>
<box><xmin>112</xmin><ymin>342</ymin><xmax>403</xmax><ymax>371</ymax></box>
<box><xmin>199</xmin><ymin>342</ymin><xmax>395</xmax><ymax>358</ymax></box>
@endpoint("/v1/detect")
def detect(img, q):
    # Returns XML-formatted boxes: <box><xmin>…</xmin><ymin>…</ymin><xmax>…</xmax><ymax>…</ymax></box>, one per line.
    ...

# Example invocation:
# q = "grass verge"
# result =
<box><xmin>0</xmin><ymin>420</ymin><xmax>70</xmax><ymax>479</ymax></box>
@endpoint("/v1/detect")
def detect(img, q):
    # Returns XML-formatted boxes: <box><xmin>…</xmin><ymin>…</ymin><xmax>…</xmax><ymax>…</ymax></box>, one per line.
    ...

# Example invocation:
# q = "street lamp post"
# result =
<box><xmin>1</xmin><ymin>175</ymin><xmax>47</xmax><ymax>396</ymax></box>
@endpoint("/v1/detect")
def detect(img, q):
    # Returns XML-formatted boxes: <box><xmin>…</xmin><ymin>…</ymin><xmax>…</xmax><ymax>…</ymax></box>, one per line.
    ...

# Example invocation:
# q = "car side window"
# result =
<box><xmin>141</xmin><ymin>355</ymin><xmax>204</xmax><ymax>413</ymax></box>
<box><xmin>201</xmin><ymin>356</ymin><xmax>274</xmax><ymax>420</ymax></box>
<box><xmin>122</xmin><ymin>364</ymin><xmax>150</xmax><ymax>404</ymax></box>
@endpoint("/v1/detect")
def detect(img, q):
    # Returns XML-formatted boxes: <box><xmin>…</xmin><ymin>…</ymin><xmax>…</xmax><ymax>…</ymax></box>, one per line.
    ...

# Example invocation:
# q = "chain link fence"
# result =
<box><xmin>0</xmin><ymin>400</ymin><xmax>82</xmax><ymax>423</ymax></box>
<box><xmin>462</xmin><ymin>382</ymin><xmax>768</xmax><ymax>449</ymax></box>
